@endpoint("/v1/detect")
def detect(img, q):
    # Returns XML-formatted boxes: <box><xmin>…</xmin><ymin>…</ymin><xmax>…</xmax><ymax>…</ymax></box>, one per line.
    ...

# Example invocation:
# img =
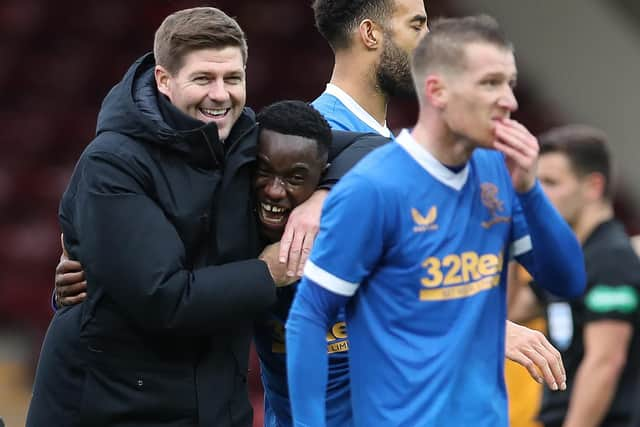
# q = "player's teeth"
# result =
<box><xmin>202</xmin><ymin>108</ymin><xmax>227</xmax><ymax>116</ymax></box>
<box><xmin>261</xmin><ymin>203</ymin><xmax>285</xmax><ymax>213</ymax></box>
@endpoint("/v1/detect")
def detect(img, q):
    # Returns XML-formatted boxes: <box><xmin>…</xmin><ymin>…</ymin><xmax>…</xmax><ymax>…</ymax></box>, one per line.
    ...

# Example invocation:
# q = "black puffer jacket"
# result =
<box><xmin>28</xmin><ymin>53</ymin><xmax>277</xmax><ymax>427</ymax></box>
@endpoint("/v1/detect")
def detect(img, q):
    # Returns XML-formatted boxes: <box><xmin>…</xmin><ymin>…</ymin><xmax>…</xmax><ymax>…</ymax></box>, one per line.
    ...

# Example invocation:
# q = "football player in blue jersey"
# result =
<box><xmin>287</xmin><ymin>15</ymin><xmax>586</xmax><ymax>427</ymax></box>
<box><xmin>251</xmin><ymin>102</ymin><xmax>388</xmax><ymax>427</ymax></box>
<box><xmin>311</xmin><ymin>0</ymin><xmax>427</xmax><ymax>136</ymax></box>
<box><xmin>251</xmin><ymin>101</ymin><xmax>331</xmax><ymax>427</ymax></box>
<box><xmin>309</xmin><ymin>1</ymin><xmax>570</xmax><ymax>424</ymax></box>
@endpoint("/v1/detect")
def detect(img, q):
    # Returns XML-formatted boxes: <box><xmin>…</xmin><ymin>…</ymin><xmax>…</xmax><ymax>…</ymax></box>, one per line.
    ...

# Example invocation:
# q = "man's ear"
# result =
<box><xmin>424</xmin><ymin>74</ymin><xmax>448</xmax><ymax>109</ymax></box>
<box><xmin>583</xmin><ymin>172</ymin><xmax>607</xmax><ymax>201</ymax></box>
<box><xmin>358</xmin><ymin>19</ymin><xmax>383</xmax><ymax>50</ymax></box>
<box><xmin>155</xmin><ymin>65</ymin><xmax>171</xmax><ymax>98</ymax></box>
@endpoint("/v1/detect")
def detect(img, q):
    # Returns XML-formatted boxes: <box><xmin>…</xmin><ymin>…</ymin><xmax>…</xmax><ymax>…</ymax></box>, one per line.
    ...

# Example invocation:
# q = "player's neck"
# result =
<box><xmin>573</xmin><ymin>202</ymin><xmax>613</xmax><ymax>244</ymax></box>
<box><xmin>330</xmin><ymin>57</ymin><xmax>388</xmax><ymax>127</ymax></box>
<box><xmin>411</xmin><ymin>116</ymin><xmax>474</xmax><ymax>167</ymax></box>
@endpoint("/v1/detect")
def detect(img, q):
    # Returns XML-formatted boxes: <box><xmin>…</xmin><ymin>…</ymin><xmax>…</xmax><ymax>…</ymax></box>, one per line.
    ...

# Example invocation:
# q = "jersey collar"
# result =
<box><xmin>324</xmin><ymin>83</ymin><xmax>392</xmax><ymax>138</ymax></box>
<box><xmin>395</xmin><ymin>129</ymin><xmax>469</xmax><ymax>191</ymax></box>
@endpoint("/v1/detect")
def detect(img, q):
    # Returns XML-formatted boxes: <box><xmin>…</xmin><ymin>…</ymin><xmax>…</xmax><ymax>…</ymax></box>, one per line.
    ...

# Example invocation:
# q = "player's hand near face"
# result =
<box><xmin>494</xmin><ymin>119</ymin><xmax>539</xmax><ymax>193</ymax></box>
<box><xmin>505</xmin><ymin>320</ymin><xmax>566</xmax><ymax>391</ymax></box>
<box><xmin>55</xmin><ymin>234</ymin><xmax>87</xmax><ymax>308</ymax></box>
<box><xmin>278</xmin><ymin>189</ymin><xmax>328</xmax><ymax>277</ymax></box>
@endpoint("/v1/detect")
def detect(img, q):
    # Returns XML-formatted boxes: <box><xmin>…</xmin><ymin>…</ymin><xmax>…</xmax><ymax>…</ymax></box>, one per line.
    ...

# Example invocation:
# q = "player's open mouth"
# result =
<box><xmin>258</xmin><ymin>202</ymin><xmax>289</xmax><ymax>227</ymax></box>
<box><xmin>199</xmin><ymin>107</ymin><xmax>230</xmax><ymax>120</ymax></box>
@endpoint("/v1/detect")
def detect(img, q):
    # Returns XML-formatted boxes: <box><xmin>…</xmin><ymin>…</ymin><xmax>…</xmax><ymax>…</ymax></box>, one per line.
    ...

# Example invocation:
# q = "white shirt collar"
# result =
<box><xmin>324</xmin><ymin>83</ymin><xmax>392</xmax><ymax>138</ymax></box>
<box><xmin>395</xmin><ymin>129</ymin><xmax>469</xmax><ymax>191</ymax></box>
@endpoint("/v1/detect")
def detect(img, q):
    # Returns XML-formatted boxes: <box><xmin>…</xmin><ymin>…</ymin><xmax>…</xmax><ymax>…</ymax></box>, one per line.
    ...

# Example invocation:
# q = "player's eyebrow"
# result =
<box><xmin>410</xmin><ymin>15</ymin><xmax>427</xmax><ymax>26</ymax></box>
<box><xmin>289</xmin><ymin>163</ymin><xmax>311</xmax><ymax>172</ymax></box>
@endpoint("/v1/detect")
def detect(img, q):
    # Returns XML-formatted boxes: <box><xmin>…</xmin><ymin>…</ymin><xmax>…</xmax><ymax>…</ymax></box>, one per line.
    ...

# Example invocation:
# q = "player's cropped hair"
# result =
<box><xmin>412</xmin><ymin>15</ymin><xmax>512</xmax><ymax>83</ymax></box>
<box><xmin>154</xmin><ymin>7</ymin><xmax>248</xmax><ymax>75</ymax></box>
<box><xmin>312</xmin><ymin>0</ymin><xmax>392</xmax><ymax>50</ymax></box>
<box><xmin>539</xmin><ymin>125</ymin><xmax>613</xmax><ymax>199</ymax></box>
<box><xmin>257</xmin><ymin>101</ymin><xmax>332</xmax><ymax>160</ymax></box>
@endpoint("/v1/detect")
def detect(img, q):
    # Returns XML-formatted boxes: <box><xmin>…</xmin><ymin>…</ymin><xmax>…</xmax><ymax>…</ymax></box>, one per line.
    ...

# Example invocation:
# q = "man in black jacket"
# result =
<box><xmin>510</xmin><ymin>125</ymin><xmax>640</xmax><ymax>427</ymax></box>
<box><xmin>27</xmin><ymin>7</ymin><xmax>366</xmax><ymax>427</ymax></box>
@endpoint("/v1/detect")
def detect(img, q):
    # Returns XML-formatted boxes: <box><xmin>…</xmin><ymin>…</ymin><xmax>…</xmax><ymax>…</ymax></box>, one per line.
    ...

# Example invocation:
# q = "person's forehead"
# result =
<box><xmin>259</xmin><ymin>130</ymin><xmax>319</xmax><ymax>157</ymax></box>
<box><xmin>179</xmin><ymin>46</ymin><xmax>245</xmax><ymax>71</ymax></box>
<box><xmin>463</xmin><ymin>42</ymin><xmax>516</xmax><ymax>73</ymax></box>
<box><xmin>391</xmin><ymin>0</ymin><xmax>426</xmax><ymax>19</ymax></box>
<box><xmin>539</xmin><ymin>152</ymin><xmax>574</xmax><ymax>176</ymax></box>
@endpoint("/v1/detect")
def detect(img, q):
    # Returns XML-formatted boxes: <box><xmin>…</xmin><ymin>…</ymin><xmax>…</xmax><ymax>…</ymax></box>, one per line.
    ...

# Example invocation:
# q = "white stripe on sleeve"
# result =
<box><xmin>303</xmin><ymin>260</ymin><xmax>359</xmax><ymax>297</ymax></box>
<box><xmin>510</xmin><ymin>235</ymin><xmax>532</xmax><ymax>259</ymax></box>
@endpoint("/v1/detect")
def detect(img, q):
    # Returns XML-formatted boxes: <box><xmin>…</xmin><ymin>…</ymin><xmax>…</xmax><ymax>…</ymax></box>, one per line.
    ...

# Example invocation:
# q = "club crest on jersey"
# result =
<box><xmin>480</xmin><ymin>183</ymin><xmax>510</xmax><ymax>228</ymax></box>
<box><xmin>412</xmin><ymin>206</ymin><xmax>438</xmax><ymax>232</ymax></box>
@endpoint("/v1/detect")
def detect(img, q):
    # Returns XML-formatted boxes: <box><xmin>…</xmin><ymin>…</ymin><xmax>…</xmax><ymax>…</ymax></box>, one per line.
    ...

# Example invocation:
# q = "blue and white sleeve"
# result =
<box><xmin>286</xmin><ymin>174</ymin><xmax>387</xmax><ymax>427</ymax></box>
<box><xmin>286</xmin><ymin>280</ymin><xmax>348</xmax><ymax>427</ymax></box>
<box><xmin>512</xmin><ymin>181</ymin><xmax>586</xmax><ymax>298</ymax></box>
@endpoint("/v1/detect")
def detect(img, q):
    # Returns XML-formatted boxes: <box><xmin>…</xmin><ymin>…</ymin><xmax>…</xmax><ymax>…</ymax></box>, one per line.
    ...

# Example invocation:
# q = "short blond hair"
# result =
<box><xmin>411</xmin><ymin>15</ymin><xmax>512</xmax><ymax>97</ymax></box>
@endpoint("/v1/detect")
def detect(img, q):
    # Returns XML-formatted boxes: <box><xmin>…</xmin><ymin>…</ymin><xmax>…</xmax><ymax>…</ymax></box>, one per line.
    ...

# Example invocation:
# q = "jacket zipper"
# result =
<box><xmin>200</xmin><ymin>130</ymin><xmax>221</xmax><ymax>170</ymax></box>
<box><xmin>199</xmin><ymin>121</ymin><xmax>257</xmax><ymax>169</ymax></box>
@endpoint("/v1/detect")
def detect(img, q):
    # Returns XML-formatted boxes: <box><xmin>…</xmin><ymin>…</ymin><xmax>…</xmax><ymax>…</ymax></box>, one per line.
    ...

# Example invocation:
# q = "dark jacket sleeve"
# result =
<box><xmin>319</xmin><ymin>131</ymin><xmax>390</xmax><ymax>189</ymax></box>
<box><xmin>64</xmin><ymin>149</ymin><xmax>277</xmax><ymax>335</ymax></box>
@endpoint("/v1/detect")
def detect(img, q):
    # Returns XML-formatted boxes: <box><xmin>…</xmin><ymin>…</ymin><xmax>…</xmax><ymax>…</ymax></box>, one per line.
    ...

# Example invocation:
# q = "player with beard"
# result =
<box><xmin>311</xmin><ymin>0</ymin><xmax>425</xmax><ymax>136</ymax></box>
<box><xmin>261</xmin><ymin>3</ymin><xmax>427</xmax><ymax>423</ymax></box>
<box><xmin>263</xmin><ymin>2</ymin><xmax>426</xmax><ymax>424</ymax></box>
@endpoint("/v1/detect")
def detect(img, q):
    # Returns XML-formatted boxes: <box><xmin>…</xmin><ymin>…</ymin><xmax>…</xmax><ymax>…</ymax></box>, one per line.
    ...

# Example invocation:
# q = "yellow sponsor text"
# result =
<box><xmin>328</xmin><ymin>341</ymin><xmax>350</xmax><ymax>354</ymax></box>
<box><xmin>420</xmin><ymin>275</ymin><xmax>501</xmax><ymax>301</ymax></box>
<box><xmin>270</xmin><ymin>320</ymin><xmax>350</xmax><ymax>354</ymax></box>
<box><xmin>419</xmin><ymin>251</ymin><xmax>503</xmax><ymax>300</ymax></box>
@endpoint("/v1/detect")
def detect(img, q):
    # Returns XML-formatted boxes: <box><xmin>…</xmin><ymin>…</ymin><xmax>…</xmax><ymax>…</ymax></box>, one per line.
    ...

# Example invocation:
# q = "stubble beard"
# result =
<box><xmin>376</xmin><ymin>37</ymin><xmax>416</xmax><ymax>100</ymax></box>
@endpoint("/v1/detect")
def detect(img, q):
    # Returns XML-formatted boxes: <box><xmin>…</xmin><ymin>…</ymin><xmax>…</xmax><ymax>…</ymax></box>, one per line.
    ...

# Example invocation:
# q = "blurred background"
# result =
<box><xmin>0</xmin><ymin>0</ymin><xmax>638</xmax><ymax>425</ymax></box>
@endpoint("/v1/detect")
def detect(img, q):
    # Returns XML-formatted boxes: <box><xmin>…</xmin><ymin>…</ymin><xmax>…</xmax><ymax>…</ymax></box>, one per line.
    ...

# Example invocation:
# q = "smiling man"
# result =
<box><xmin>253</xmin><ymin>102</ymin><xmax>331</xmax><ymax>243</ymax></box>
<box><xmin>154</xmin><ymin>46</ymin><xmax>246</xmax><ymax>140</ymax></box>
<box><xmin>27</xmin><ymin>8</ymin><xmax>281</xmax><ymax>427</ymax></box>
<box><xmin>252</xmin><ymin>100</ymin><xmax>330</xmax><ymax>426</ymax></box>
<box><xmin>250</xmin><ymin>102</ymin><xmax>389</xmax><ymax>427</ymax></box>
